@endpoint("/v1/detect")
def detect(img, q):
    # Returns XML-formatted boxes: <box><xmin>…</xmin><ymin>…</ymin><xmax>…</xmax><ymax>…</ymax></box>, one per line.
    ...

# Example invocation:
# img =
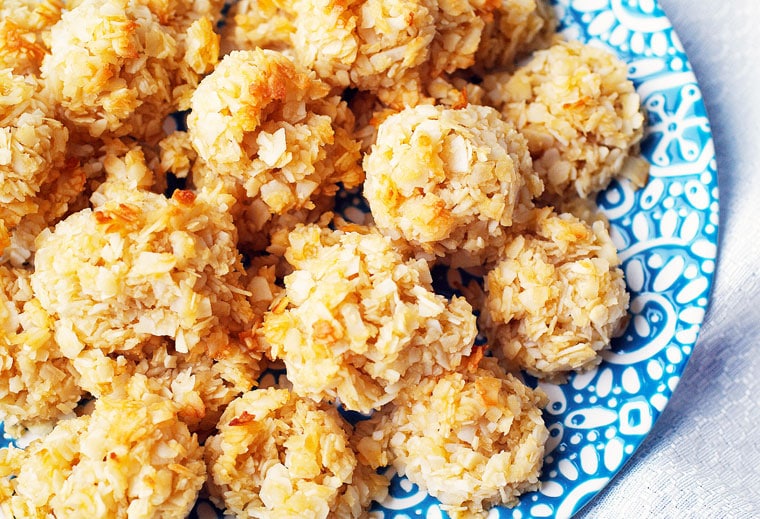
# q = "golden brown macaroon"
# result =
<box><xmin>363</xmin><ymin>103</ymin><xmax>542</xmax><ymax>266</ymax></box>
<box><xmin>64</xmin><ymin>248</ymin><xmax>275</xmax><ymax>434</ymax></box>
<box><xmin>354</xmin><ymin>356</ymin><xmax>548</xmax><ymax>518</ymax></box>
<box><xmin>220</xmin><ymin>0</ymin><xmax>296</xmax><ymax>54</ymax></box>
<box><xmin>427</xmin><ymin>0</ymin><xmax>495</xmax><ymax>76</ymax></box>
<box><xmin>3</xmin><ymin>133</ymin><xmax>176</xmax><ymax>268</ymax></box>
<box><xmin>482</xmin><ymin>207</ymin><xmax>629</xmax><ymax>378</ymax></box>
<box><xmin>270</xmin><ymin>0</ymin><xmax>499</xmax><ymax>107</ymax></box>
<box><xmin>261</xmin><ymin>223</ymin><xmax>478</xmax><ymax>413</ymax></box>
<box><xmin>290</xmin><ymin>0</ymin><xmax>436</xmax><ymax>107</ymax></box>
<box><xmin>71</xmin><ymin>335</ymin><xmax>264</xmax><ymax>434</ymax></box>
<box><xmin>0</xmin><ymin>69</ymin><xmax>68</xmax><ymax>231</ymax></box>
<box><xmin>205</xmin><ymin>387</ymin><xmax>388</xmax><ymax>518</ymax></box>
<box><xmin>31</xmin><ymin>184</ymin><xmax>255</xmax><ymax>357</ymax></box>
<box><xmin>473</xmin><ymin>0</ymin><xmax>556</xmax><ymax>73</ymax></box>
<box><xmin>492</xmin><ymin>39</ymin><xmax>648</xmax><ymax>201</ymax></box>
<box><xmin>40</xmin><ymin>0</ymin><xmax>220</xmax><ymax>141</ymax></box>
<box><xmin>0</xmin><ymin>155</ymin><xmax>89</xmax><ymax>267</ymax></box>
<box><xmin>0</xmin><ymin>265</ymin><xmax>83</xmax><ymax>438</ymax></box>
<box><xmin>187</xmin><ymin>49</ymin><xmax>363</xmax><ymax>218</ymax></box>
<box><xmin>1</xmin><ymin>381</ymin><xmax>206</xmax><ymax>518</ymax></box>
<box><xmin>0</xmin><ymin>0</ymin><xmax>63</xmax><ymax>75</ymax></box>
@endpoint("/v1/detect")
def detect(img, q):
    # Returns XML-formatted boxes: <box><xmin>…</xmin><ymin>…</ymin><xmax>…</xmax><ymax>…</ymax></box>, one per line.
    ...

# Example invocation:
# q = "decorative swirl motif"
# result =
<box><xmin>609</xmin><ymin>0</ymin><xmax>668</xmax><ymax>33</ymax></box>
<box><xmin>558</xmin><ymin>0</ymin><xmax>690</xmax><ymax>76</ymax></box>
<box><xmin>0</xmin><ymin>2</ymin><xmax>718</xmax><ymax>519</ymax></box>
<box><xmin>379</xmin><ymin>470</ymin><xmax>438</xmax><ymax>512</ymax></box>
<box><xmin>603</xmin><ymin>292</ymin><xmax>677</xmax><ymax>364</ymax></box>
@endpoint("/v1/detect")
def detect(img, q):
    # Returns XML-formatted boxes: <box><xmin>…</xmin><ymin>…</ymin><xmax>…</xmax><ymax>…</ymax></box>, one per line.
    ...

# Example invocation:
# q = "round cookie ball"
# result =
<box><xmin>363</xmin><ymin>103</ymin><xmax>542</xmax><ymax>263</ymax></box>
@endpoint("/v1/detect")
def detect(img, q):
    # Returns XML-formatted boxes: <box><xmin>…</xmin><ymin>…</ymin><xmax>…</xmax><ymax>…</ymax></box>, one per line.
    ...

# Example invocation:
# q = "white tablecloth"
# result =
<box><xmin>577</xmin><ymin>1</ymin><xmax>760</xmax><ymax>517</ymax></box>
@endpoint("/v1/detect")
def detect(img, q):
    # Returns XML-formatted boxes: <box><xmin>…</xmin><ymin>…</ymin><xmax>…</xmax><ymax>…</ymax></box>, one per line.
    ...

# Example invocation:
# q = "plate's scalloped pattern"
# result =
<box><xmin>2</xmin><ymin>1</ymin><xmax>718</xmax><ymax>518</ymax></box>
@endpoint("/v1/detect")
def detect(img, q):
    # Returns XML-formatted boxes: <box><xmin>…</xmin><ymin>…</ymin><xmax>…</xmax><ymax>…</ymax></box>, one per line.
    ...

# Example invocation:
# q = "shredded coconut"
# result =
<box><xmin>1</xmin><ymin>380</ymin><xmax>206</xmax><ymax>518</ymax></box>
<box><xmin>354</xmin><ymin>356</ymin><xmax>548</xmax><ymax>517</ymax></box>
<box><xmin>482</xmin><ymin>207</ymin><xmax>629</xmax><ymax>377</ymax></box>
<box><xmin>491</xmin><ymin>40</ymin><xmax>648</xmax><ymax>200</ymax></box>
<box><xmin>261</xmin><ymin>224</ymin><xmax>478</xmax><ymax>413</ymax></box>
<box><xmin>205</xmin><ymin>387</ymin><xmax>388</xmax><ymax>518</ymax></box>
<box><xmin>364</xmin><ymin>103</ymin><xmax>542</xmax><ymax>266</ymax></box>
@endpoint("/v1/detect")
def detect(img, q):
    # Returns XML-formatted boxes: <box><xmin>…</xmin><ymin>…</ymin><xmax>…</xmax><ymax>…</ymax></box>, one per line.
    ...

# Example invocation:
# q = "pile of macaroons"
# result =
<box><xmin>0</xmin><ymin>0</ymin><xmax>649</xmax><ymax>517</ymax></box>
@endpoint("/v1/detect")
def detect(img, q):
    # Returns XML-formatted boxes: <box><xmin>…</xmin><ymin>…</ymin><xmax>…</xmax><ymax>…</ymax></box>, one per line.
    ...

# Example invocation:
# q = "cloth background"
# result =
<box><xmin>576</xmin><ymin>1</ymin><xmax>760</xmax><ymax>517</ymax></box>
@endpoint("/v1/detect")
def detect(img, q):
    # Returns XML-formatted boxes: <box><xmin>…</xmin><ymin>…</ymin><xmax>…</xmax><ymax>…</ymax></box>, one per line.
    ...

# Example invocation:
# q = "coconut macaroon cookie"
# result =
<box><xmin>354</xmin><ymin>356</ymin><xmax>548</xmax><ymax>518</ymax></box>
<box><xmin>69</xmin><ymin>246</ymin><xmax>279</xmax><ymax>429</ymax></box>
<box><xmin>495</xmin><ymin>39</ymin><xmax>647</xmax><ymax>201</ymax></box>
<box><xmin>363</xmin><ymin>104</ymin><xmax>542</xmax><ymax>265</ymax></box>
<box><xmin>220</xmin><ymin>0</ymin><xmax>296</xmax><ymax>54</ymax></box>
<box><xmin>474</xmin><ymin>0</ymin><xmax>556</xmax><ymax>72</ymax></box>
<box><xmin>261</xmin><ymin>224</ymin><xmax>478</xmax><ymax>413</ymax></box>
<box><xmin>30</xmin><ymin>185</ymin><xmax>255</xmax><ymax>357</ymax></box>
<box><xmin>41</xmin><ymin>0</ymin><xmax>220</xmax><ymax>141</ymax></box>
<box><xmin>0</xmin><ymin>0</ymin><xmax>64</xmax><ymax>75</ymax></box>
<box><xmin>205</xmin><ymin>387</ymin><xmax>388</xmax><ymax>519</ymax></box>
<box><xmin>482</xmin><ymin>207</ymin><xmax>629</xmax><ymax>377</ymax></box>
<box><xmin>0</xmin><ymin>266</ymin><xmax>83</xmax><ymax>438</ymax></box>
<box><xmin>187</xmin><ymin>49</ymin><xmax>363</xmax><ymax>216</ymax></box>
<box><xmin>300</xmin><ymin>0</ymin><xmax>436</xmax><ymax>97</ymax></box>
<box><xmin>0</xmin><ymin>69</ymin><xmax>68</xmax><ymax>230</ymax></box>
<box><xmin>0</xmin><ymin>383</ymin><xmax>206</xmax><ymax>518</ymax></box>
<box><xmin>227</xmin><ymin>0</ymin><xmax>500</xmax><ymax>108</ymax></box>
<box><xmin>72</xmin><ymin>336</ymin><xmax>265</xmax><ymax>434</ymax></box>
<box><xmin>278</xmin><ymin>0</ymin><xmax>437</xmax><ymax>107</ymax></box>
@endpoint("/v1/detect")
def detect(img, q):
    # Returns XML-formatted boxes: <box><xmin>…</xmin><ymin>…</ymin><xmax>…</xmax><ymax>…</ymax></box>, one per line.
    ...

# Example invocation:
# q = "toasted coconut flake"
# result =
<box><xmin>0</xmin><ymin>0</ymin><xmax>64</xmax><ymax>74</ymax></box>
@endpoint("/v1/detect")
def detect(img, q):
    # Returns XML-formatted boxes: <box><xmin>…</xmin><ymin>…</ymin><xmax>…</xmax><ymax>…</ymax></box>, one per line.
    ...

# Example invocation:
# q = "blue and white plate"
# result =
<box><xmin>199</xmin><ymin>2</ymin><xmax>719</xmax><ymax>515</ymax></box>
<box><xmin>2</xmin><ymin>1</ymin><xmax>718</xmax><ymax>518</ymax></box>
<box><xmin>365</xmin><ymin>1</ymin><xmax>719</xmax><ymax>518</ymax></box>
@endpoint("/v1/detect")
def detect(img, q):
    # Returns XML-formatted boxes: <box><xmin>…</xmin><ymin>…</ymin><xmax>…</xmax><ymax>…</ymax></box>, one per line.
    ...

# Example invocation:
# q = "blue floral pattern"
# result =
<box><xmin>1</xmin><ymin>1</ymin><xmax>718</xmax><ymax>518</ymax></box>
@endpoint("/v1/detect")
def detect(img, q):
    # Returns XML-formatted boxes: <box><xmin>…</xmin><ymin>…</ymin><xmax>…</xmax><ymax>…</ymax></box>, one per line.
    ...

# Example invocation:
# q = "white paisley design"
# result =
<box><xmin>0</xmin><ymin>1</ymin><xmax>718</xmax><ymax>519</ymax></box>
